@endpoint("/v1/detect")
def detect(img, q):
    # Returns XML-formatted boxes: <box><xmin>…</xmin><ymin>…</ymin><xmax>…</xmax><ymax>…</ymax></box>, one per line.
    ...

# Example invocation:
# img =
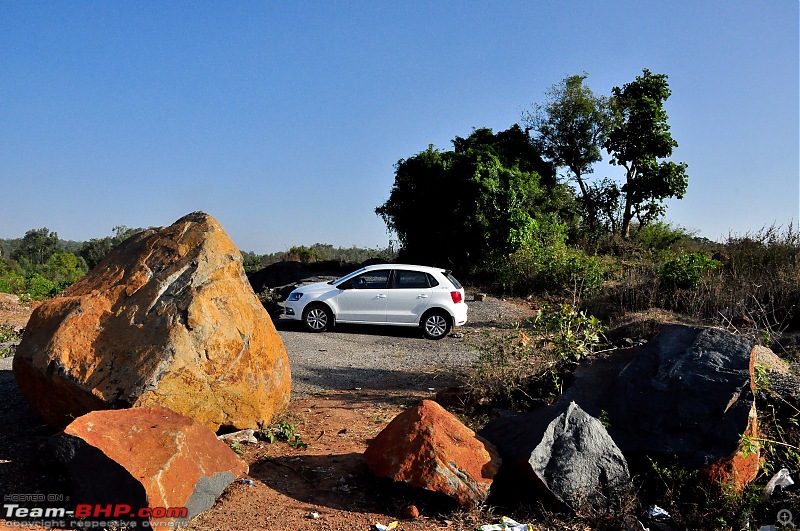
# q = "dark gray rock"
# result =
<box><xmin>482</xmin><ymin>324</ymin><xmax>760</xmax><ymax>503</ymax></box>
<box><xmin>590</xmin><ymin>325</ymin><xmax>755</xmax><ymax>468</ymax></box>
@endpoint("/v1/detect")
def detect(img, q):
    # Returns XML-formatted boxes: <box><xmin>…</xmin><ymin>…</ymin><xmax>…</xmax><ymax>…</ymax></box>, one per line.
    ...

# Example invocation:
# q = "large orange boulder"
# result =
<box><xmin>50</xmin><ymin>405</ymin><xmax>248</xmax><ymax>525</ymax></box>
<box><xmin>364</xmin><ymin>399</ymin><xmax>501</xmax><ymax>508</ymax></box>
<box><xmin>13</xmin><ymin>212</ymin><xmax>291</xmax><ymax>431</ymax></box>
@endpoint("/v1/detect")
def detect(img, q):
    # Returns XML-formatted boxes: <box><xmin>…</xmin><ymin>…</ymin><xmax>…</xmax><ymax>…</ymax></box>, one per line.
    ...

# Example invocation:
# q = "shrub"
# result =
<box><xmin>632</xmin><ymin>221</ymin><xmax>692</xmax><ymax>251</ymax></box>
<box><xmin>658</xmin><ymin>252</ymin><xmax>719</xmax><ymax>290</ymax></box>
<box><xmin>493</xmin><ymin>216</ymin><xmax>605</xmax><ymax>297</ymax></box>
<box><xmin>24</xmin><ymin>273</ymin><xmax>58</xmax><ymax>299</ymax></box>
<box><xmin>468</xmin><ymin>304</ymin><xmax>606</xmax><ymax>409</ymax></box>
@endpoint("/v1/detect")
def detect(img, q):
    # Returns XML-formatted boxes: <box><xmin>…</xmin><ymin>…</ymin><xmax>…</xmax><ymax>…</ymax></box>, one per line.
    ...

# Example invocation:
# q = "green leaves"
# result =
<box><xmin>375</xmin><ymin>125</ymin><xmax>558</xmax><ymax>273</ymax></box>
<box><xmin>605</xmin><ymin>69</ymin><xmax>689</xmax><ymax>237</ymax></box>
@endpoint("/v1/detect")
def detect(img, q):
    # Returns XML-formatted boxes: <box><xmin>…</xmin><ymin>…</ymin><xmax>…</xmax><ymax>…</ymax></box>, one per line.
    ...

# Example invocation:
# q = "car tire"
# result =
<box><xmin>421</xmin><ymin>310</ymin><xmax>451</xmax><ymax>340</ymax></box>
<box><xmin>303</xmin><ymin>304</ymin><xmax>332</xmax><ymax>332</ymax></box>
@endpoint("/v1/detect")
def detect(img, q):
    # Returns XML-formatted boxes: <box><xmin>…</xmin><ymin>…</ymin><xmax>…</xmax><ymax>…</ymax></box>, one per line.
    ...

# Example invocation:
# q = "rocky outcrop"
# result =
<box><xmin>483</xmin><ymin>325</ymin><xmax>761</xmax><ymax>497</ymax></box>
<box><xmin>50</xmin><ymin>405</ymin><xmax>248</xmax><ymax>525</ymax></box>
<box><xmin>364</xmin><ymin>399</ymin><xmax>501</xmax><ymax>508</ymax></box>
<box><xmin>528</xmin><ymin>402</ymin><xmax>630</xmax><ymax>513</ymax></box>
<box><xmin>13</xmin><ymin>212</ymin><xmax>291</xmax><ymax>431</ymax></box>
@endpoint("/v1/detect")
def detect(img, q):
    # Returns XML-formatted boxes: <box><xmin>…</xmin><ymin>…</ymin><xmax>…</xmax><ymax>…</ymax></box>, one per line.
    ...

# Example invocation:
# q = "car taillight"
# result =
<box><xmin>450</xmin><ymin>291</ymin><xmax>463</xmax><ymax>304</ymax></box>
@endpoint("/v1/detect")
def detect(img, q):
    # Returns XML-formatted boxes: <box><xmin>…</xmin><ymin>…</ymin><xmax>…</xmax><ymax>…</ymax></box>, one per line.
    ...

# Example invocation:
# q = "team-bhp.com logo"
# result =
<box><xmin>4</xmin><ymin>501</ymin><xmax>188</xmax><ymax>528</ymax></box>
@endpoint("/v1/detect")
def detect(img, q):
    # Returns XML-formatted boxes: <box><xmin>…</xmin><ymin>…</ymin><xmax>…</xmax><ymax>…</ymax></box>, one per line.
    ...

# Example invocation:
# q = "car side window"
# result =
<box><xmin>392</xmin><ymin>270</ymin><xmax>431</xmax><ymax>289</ymax></box>
<box><xmin>350</xmin><ymin>270</ymin><xmax>390</xmax><ymax>289</ymax></box>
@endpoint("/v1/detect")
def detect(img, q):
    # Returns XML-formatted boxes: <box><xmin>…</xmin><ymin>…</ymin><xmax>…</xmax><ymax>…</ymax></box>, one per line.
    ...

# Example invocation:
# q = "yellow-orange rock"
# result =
<box><xmin>13</xmin><ymin>212</ymin><xmax>291</xmax><ymax>431</ymax></box>
<box><xmin>50</xmin><ymin>405</ymin><xmax>248</xmax><ymax>524</ymax></box>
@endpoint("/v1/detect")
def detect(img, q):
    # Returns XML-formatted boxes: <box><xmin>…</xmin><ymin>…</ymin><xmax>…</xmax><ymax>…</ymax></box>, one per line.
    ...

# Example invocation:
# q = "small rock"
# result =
<box><xmin>218</xmin><ymin>429</ymin><xmax>258</xmax><ymax>444</ymax></box>
<box><xmin>402</xmin><ymin>505</ymin><xmax>420</xmax><ymax>519</ymax></box>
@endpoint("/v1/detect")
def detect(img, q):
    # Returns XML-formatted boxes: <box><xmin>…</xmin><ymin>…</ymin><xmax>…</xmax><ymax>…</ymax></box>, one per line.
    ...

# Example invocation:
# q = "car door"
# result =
<box><xmin>333</xmin><ymin>269</ymin><xmax>389</xmax><ymax>323</ymax></box>
<box><xmin>386</xmin><ymin>269</ymin><xmax>434</xmax><ymax>324</ymax></box>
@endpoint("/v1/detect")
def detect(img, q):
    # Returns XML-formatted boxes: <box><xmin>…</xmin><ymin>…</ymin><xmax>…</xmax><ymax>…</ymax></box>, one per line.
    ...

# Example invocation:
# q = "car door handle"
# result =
<box><xmin>417</xmin><ymin>294</ymin><xmax>429</xmax><ymax>298</ymax></box>
<box><xmin>377</xmin><ymin>294</ymin><xmax>387</xmax><ymax>298</ymax></box>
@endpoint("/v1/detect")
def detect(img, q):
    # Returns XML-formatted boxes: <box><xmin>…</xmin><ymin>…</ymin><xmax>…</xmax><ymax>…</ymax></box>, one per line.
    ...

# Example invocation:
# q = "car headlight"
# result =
<box><xmin>287</xmin><ymin>292</ymin><xmax>303</xmax><ymax>302</ymax></box>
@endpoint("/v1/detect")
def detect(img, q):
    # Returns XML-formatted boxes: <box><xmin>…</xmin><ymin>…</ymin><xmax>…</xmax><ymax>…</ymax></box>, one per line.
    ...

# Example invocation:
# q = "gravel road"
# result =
<box><xmin>0</xmin><ymin>295</ymin><xmax>532</xmax><ymax>399</ymax></box>
<box><xmin>276</xmin><ymin>294</ymin><xmax>532</xmax><ymax>397</ymax></box>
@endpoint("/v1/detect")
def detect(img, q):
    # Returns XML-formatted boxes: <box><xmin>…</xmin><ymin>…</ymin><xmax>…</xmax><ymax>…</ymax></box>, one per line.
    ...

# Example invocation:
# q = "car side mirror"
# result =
<box><xmin>338</xmin><ymin>281</ymin><xmax>352</xmax><ymax>290</ymax></box>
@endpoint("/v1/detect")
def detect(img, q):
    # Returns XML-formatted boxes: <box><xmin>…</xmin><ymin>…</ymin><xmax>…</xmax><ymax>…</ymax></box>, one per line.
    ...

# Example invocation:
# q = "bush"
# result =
<box><xmin>0</xmin><ymin>268</ymin><xmax>26</xmax><ymax>294</ymax></box>
<box><xmin>24</xmin><ymin>273</ymin><xmax>58</xmax><ymax>299</ymax></box>
<box><xmin>468</xmin><ymin>304</ymin><xmax>606</xmax><ymax>409</ymax></box>
<box><xmin>658</xmin><ymin>252</ymin><xmax>719</xmax><ymax>290</ymax></box>
<box><xmin>632</xmin><ymin>221</ymin><xmax>692</xmax><ymax>251</ymax></box>
<box><xmin>493</xmin><ymin>216</ymin><xmax>605</xmax><ymax>297</ymax></box>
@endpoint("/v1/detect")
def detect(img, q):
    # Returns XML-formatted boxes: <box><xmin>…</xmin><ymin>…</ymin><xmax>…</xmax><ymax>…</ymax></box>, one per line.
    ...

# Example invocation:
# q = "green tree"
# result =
<box><xmin>524</xmin><ymin>74</ymin><xmax>612</xmax><ymax>232</ymax></box>
<box><xmin>604</xmin><ymin>69</ymin><xmax>689</xmax><ymax>237</ymax></box>
<box><xmin>43</xmin><ymin>252</ymin><xmax>89</xmax><ymax>290</ymax></box>
<box><xmin>12</xmin><ymin>227</ymin><xmax>59</xmax><ymax>266</ymax></box>
<box><xmin>79</xmin><ymin>225</ymin><xmax>142</xmax><ymax>269</ymax></box>
<box><xmin>375</xmin><ymin>126</ymin><xmax>566</xmax><ymax>275</ymax></box>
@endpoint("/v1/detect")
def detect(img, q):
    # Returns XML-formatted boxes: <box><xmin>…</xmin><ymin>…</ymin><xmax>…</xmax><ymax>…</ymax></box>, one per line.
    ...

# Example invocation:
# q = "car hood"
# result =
<box><xmin>294</xmin><ymin>281</ymin><xmax>338</xmax><ymax>295</ymax></box>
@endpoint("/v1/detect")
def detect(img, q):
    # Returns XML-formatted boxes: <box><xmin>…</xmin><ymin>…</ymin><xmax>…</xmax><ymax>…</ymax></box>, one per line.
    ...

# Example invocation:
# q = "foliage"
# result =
<box><xmin>493</xmin><ymin>215</ymin><xmax>604</xmax><ymax>297</ymax></box>
<box><xmin>24</xmin><ymin>273</ymin><xmax>59</xmax><ymax>299</ymax></box>
<box><xmin>12</xmin><ymin>227</ymin><xmax>60</xmax><ymax>266</ymax></box>
<box><xmin>632</xmin><ymin>221</ymin><xmax>692</xmax><ymax>251</ymax></box>
<box><xmin>527</xmin><ymin>303</ymin><xmax>607</xmax><ymax>365</ymax></box>
<box><xmin>604</xmin><ymin>69</ymin><xmax>689</xmax><ymax>237</ymax></box>
<box><xmin>243</xmin><ymin>243</ymin><xmax>398</xmax><ymax>272</ymax></box>
<box><xmin>376</xmin><ymin>125</ymin><xmax>575</xmax><ymax>276</ymax></box>
<box><xmin>284</xmin><ymin>245</ymin><xmax>321</xmax><ymax>263</ymax></box>
<box><xmin>658</xmin><ymin>252</ymin><xmax>719</xmax><ymax>290</ymax></box>
<box><xmin>524</xmin><ymin>73</ymin><xmax>612</xmax><ymax>231</ymax></box>
<box><xmin>0</xmin><ymin>324</ymin><xmax>21</xmax><ymax>358</ymax></box>
<box><xmin>468</xmin><ymin>304</ymin><xmax>606</xmax><ymax>409</ymax></box>
<box><xmin>257</xmin><ymin>421</ymin><xmax>308</xmax><ymax>449</ymax></box>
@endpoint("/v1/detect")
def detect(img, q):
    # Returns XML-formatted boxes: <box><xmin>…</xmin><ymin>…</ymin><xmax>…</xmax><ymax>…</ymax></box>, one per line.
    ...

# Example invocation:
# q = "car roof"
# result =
<box><xmin>360</xmin><ymin>263</ymin><xmax>446</xmax><ymax>274</ymax></box>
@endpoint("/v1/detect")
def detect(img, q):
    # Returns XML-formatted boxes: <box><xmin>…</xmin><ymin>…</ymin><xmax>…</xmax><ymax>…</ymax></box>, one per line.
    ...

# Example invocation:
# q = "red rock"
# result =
<box><xmin>402</xmin><ymin>505</ymin><xmax>420</xmax><ymax>519</ymax></box>
<box><xmin>364</xmin><ymin>399</ymin><xmax>501</xmax><ymax>508</ymax></box>
<box><xmin>13</xmin><ymin>212</ymin><xmax>291</xmax><ymax>431</ymax></box>
<box><xmin>49</xmin><ymin>405</ymin><xmax>248</xmax><ymax>524</ymax></box>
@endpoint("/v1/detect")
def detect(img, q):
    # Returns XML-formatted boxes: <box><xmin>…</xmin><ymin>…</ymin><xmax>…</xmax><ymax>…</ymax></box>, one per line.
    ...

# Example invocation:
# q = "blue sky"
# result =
<box><xmin>1</xmin><ymin>1</ymin><xmax>797</xmax><ymax>253</ymax></box>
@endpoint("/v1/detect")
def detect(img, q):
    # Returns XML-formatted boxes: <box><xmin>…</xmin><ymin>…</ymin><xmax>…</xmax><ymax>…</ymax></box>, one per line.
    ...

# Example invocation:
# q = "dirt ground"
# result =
<box><xmin>0</xmin><ymin>294</ymin><xmax>540</xmax><ymax>531</ymax></box>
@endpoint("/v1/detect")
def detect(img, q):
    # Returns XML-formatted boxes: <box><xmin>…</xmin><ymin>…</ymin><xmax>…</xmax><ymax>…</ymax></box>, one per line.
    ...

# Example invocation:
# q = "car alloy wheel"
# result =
<box><xmin>304</xmin><ymin>305</ymin><xmax>331</xmax><ymax>332</ymax></box>
<box><xmin>423</xmin><ymin>312</ymin><xmax>450</xmax><ymax>340</ymax></box>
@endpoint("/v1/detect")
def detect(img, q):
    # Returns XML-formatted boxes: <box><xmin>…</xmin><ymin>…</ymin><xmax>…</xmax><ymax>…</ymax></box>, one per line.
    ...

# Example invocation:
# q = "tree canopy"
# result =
<box><xmin>524</xmin><ymin>74</ymin><xmax>611</xmax><ymax>231</ymax></box>
<box><xmin>375</xmin><ymin>126</ymin><xmax>572</xmax><ymax>274</ymax></box>
<box><xmin>604</xmin><ymin>69</ymin><xmax>689</xmax><ymax>237</ymax></box>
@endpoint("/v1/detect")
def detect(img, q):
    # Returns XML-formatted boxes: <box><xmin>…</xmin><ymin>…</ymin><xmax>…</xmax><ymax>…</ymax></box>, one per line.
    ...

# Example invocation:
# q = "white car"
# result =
<box><xmin>282</xmin><ymin>264</ymin><xmax>468</xmax><ymax>339</ymax></box>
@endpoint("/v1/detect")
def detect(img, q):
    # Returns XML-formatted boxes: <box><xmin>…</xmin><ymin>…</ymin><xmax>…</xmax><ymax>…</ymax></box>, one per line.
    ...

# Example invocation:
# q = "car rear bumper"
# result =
<box><xmin>452</xmin><ymin>302</ymin><xmax>468</xmax><ymax>327</ymax></box>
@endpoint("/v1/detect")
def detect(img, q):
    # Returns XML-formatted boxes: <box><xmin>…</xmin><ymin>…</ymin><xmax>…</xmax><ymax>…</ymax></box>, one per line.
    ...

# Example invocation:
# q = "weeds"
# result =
<box><xmin>467</xmin><ymin>303</ymin><xmax>606</xmax><ymax>410</ymax></box>
<box><xmin>257</xmin><ymin>421</ymin><xmax>308</xmax><ymax>449</ymax></box>
<box><xmin>0</xmin><ymin>324</ymin><xmax>21</xmax><ymax>358</ymax></box>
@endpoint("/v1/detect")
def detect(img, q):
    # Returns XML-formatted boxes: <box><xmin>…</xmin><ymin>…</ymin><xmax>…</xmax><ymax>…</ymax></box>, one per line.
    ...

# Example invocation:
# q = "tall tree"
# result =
<box><xmin>604</xmin><ymin>69</ymin><xmax>688</xmax><ymax>237</ymax></box>
<box><xmin>524</xmin><ymin>74</ymin><xmax>611</xmax><ymax>231</ymax></box>
<box><xmin>12</xmin><ymin>228</ymin><xmax>59</xmax><ymax>266</ymax></box>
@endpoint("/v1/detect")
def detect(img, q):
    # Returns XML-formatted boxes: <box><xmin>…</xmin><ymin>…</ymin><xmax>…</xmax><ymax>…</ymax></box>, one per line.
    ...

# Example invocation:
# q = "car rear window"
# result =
<box><xmin>393</xmin><ymin>270</ymin><xmax>431</xmax><ymax>289</ymax></box>
<box><xmin>445</xmin><ymin>272</ymin><xmax>463</xmax><ymax>289</ymax></box>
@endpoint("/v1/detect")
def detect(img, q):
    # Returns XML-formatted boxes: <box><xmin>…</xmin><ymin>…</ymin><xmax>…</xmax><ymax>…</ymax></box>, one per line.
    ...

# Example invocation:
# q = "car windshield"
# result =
<box><xmin>330</xmin><ymin>267</ymin><xmax>368</xmax><ymax>286</ymax></box>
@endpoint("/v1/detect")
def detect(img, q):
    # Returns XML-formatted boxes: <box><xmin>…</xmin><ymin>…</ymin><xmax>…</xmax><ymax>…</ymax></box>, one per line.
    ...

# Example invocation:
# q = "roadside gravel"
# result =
<box><xmin>277</xmin><ymin>294</ymin><xmax>533</xmax><ymax>397</ymax></box>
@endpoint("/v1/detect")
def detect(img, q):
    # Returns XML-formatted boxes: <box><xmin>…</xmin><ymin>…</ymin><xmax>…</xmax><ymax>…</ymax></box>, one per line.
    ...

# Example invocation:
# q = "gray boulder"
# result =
<box><xmin>483</xmin><ymin>324</ymin><xmax>761</xmax><ymax>498</ymax></box>
<box><xmin>528</xmin><ymin>401</ymin><xmax>630</xmax><ymax>513</ymax></box>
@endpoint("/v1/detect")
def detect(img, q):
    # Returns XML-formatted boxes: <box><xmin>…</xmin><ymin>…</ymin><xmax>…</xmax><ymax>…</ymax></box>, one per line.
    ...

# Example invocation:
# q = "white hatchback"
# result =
<box><xmin>282</xmin><ymin>264</ymin><xmax>468</xmax><ymax>339</ymax></box>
